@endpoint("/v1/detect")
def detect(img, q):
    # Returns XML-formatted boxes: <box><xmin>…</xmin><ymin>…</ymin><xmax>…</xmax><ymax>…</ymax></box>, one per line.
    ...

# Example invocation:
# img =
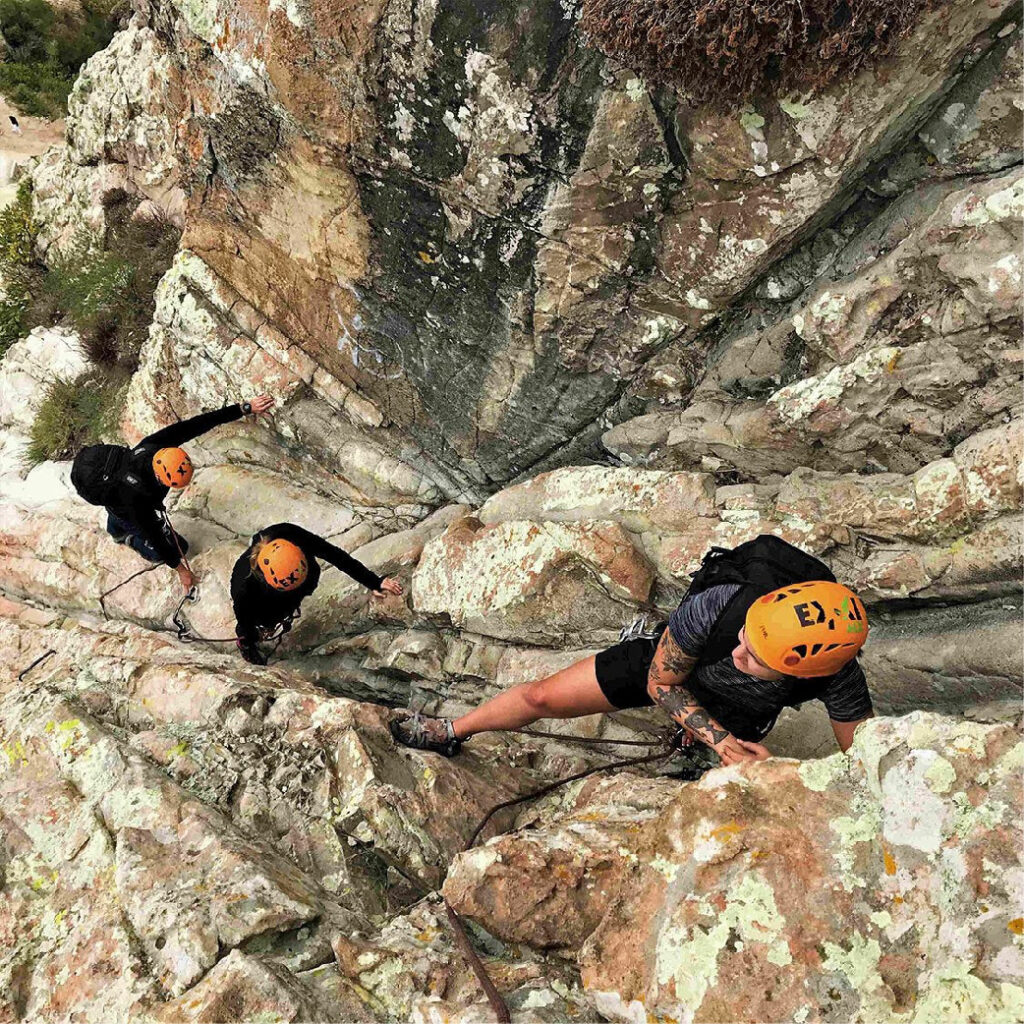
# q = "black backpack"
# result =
<box><xmin>70</xmin><ymin>444</ymin><xmax>132</xmax><ymax>507</ymax></box>
<box><xmin>687</xmin><ymin>535</ymin><xmax>836</xmax><ymax>667</ymax></box>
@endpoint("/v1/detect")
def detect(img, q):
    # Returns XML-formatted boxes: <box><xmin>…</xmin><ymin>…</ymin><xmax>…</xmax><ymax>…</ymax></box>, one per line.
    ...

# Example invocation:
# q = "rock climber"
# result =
<box><xmin>390</xmin><ymin>536</ymin><xmax>873</xmax><ymax>764</ymax></box>
<box><xmin>71</xmin><ymin>396</ymin><xmax>275</xmax><ymax>593</ymax></box>
<box><xmin>231</xmin><ymin>522</ymin><xmax>405</xmax><ymax>665</ymax></box>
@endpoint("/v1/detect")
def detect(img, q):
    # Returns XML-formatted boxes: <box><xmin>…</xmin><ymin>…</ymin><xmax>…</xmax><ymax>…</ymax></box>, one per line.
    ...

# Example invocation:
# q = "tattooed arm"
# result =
<box><xmin>646</xmin><ymin>629</ymin><xmax>769</xmax><ymax>765</ymax></box>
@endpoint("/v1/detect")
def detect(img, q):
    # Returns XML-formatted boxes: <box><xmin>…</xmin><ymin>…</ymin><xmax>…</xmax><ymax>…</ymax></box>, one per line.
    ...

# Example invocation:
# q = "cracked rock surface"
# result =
<box><xmin>1</xmin><ymin>0</ymin><xmax>1022</xmax><ymax>1019</ymax></box>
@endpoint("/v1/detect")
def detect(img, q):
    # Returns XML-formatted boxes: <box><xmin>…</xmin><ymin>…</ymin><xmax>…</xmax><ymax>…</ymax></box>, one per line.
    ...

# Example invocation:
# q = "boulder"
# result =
<box><xmin>413</xmin><ymin>516</ymin><xmax>655</xmax><ymax>645</ymax></box>
<box><xmin>445</xmin><ymin>714</ymin><xmax>1024</xmax><ymax>1023</ymax></box>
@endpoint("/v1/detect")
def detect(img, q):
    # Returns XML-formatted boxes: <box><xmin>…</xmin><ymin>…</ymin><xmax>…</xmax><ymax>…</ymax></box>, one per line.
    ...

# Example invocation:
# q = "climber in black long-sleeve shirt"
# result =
<box><xmin>70</xmin><ymin>395</ymin><xmax>275</xmax><ymax>594</ymax></box>
<box><xmin>231</xmin><ymin>522</ymin><xmax>404</xmax><ymax>664</ymax></box>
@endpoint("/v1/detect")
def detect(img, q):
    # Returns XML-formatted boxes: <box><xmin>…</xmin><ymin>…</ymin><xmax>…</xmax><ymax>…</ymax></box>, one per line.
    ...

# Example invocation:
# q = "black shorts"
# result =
<box><xmin>595</xmin><ymin>636</ymin><xmax>658</xmax><ymax>710</ymax></box>
<box><xmin>594</xmin><ymin>635</ymin><xmax>776</xmax><ymax>741</ymax></box>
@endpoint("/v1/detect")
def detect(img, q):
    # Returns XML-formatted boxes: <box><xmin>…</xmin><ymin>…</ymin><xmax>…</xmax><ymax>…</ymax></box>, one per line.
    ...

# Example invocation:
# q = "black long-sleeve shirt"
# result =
<box><xmin>106</xmin><ymin>404</ymin><xmax>245</xmax><ymax>567</ymax></box>
<box><xmin>231</xmin><ymin>523</ymin><xmax>383</xmax><ymax>643</ymax></box>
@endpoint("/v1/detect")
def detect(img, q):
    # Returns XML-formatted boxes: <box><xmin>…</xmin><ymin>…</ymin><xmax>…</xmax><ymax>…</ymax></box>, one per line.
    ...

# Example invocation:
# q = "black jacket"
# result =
<box><xmin>106</xmin><ymin>404</ymin><xmax>246</xmax><ymax>567</ymax></box>
<box><xmin>231</xmin><ymin>523</ymin><xmax>383</xmax><ymax>643</ymax></box>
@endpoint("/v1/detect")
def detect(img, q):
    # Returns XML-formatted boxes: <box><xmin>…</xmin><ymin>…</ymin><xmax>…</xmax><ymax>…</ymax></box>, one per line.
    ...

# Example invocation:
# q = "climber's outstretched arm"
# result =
<box><xmin>138</xmin><ymin>395</ymin><xmax>275</xmax><ymax>449</ymax></box>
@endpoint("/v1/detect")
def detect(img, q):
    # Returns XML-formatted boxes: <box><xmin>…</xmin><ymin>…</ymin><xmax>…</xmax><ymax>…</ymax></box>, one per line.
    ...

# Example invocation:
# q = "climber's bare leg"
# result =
<box><xmin>452</xmin><ymin>656</ymin><xmax>614</xmax><ymax>740</ymax></box>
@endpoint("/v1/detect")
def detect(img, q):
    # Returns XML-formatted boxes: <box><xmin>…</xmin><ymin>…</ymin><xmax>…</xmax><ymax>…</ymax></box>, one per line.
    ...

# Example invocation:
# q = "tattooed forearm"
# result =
<box><xmin>680</xmin><ymin>708</ymin><xmax>729</xmax><ymax>746</ymax></box>
<box><xmin>651</xmin><ymin>684</ymin><xmax>699</xmax><ymax>716</ymax></box>
<box><xmin>651</xmin><ymin>684</ymin><xmax>731</xmax><ymax>747</ymax></box>
<box><xmin>647</xmin><ymin>629</ymin><xmax>697</xmax><ymax>690</ymax></box>
<box><xmin>646</xmin><ymin>629</ymin><xmax>732</xmax><ymax>748</ymax></box>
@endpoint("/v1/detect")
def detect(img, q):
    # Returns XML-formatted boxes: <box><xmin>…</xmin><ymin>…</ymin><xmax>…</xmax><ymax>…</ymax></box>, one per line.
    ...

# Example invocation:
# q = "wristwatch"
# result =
<box><xmin>241</xmin><ymin>401</ymin><xmax>252</xmax><ymax>415</ymax></box>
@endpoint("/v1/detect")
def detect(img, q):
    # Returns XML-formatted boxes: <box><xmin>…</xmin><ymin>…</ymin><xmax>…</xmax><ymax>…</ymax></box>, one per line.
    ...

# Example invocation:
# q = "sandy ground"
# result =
<box><xmin>0</xmin><ymin>96</ymin><xmax>64</xmax><ymax>207</ymax></box>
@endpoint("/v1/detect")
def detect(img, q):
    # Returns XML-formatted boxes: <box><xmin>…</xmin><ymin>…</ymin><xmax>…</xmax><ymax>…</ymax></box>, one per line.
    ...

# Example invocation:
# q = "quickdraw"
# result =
<box><xmin>170</xmin><ymin>585</ymin><xmax>295</xmax><ymax>648</ymax></box>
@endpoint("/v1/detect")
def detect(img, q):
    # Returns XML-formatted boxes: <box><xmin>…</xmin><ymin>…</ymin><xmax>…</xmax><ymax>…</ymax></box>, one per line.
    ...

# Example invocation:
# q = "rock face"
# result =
<box><xmin>446</xmin><ymin>714</ymin><xmax>1024</xmax><ymax>1023</ymax></box>
<box><xmin>2</xmin><ymin>0</ymin><xmax>1022</xmax><ymax>1020</ymax></box>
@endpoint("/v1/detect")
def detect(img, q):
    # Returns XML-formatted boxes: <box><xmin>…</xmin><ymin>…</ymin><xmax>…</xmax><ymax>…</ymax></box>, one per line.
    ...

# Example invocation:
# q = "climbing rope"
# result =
<box><xmin>515</xmin><ymin>726</ymin><xmax>667</xmax><ymax>747</ymax></box>
<box><xmin>159</xmin><ymin>512</ymin><xmax>296</xmax><ymax>650</ymax></box>
<box><xmin>466</xmin><ymin>745</ymin><xmax>676</xmax><ymax>849</ymax></box>
<box><xmin>443</xmin><ymin>897</ymin><xmax>512</xmax><ymax>1024</ymax></box>
<box><xmin>170</xmin><ymin>585</ymin><xmax>292</xmax><ymax>648</ymax></box>
<box><xmin>98</xmin><ymin>564</ymin><xmax>161</xmax><ymax>619</ymax></box>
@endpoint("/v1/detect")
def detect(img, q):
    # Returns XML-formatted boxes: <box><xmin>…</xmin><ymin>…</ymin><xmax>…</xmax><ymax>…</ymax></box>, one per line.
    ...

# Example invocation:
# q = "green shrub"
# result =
<box><xmin>39</xmin><ymin>208</ymin><xmax>179</xmax><ymax>370</ymax></box>
<box><xmin>580</xmin><ymin>0</ymin><xmax>938</xmax><ymax>108</ymax></box>
<box><xmin>0</xmin><ymin>179</ymin><xmax>41</xmax><ymax>356</ymax></box>
<box><xmin>0</xmin><ymin>179</ymin><xmax>38</xmax><ymax>270</ymax></box>
<box><xmin>0</xmin><ymin>0</ymin><xmax>123</xmax><ymax>118</ymax></box>
<box><xmin>24</xmin><ymin>368</ymin><xmax>129</xmax><ymax>466</ymax></box>
<box><xmin>0</xmin><ymin>62</ymin><xmax>70</xmax><ymax>119</ymax></box>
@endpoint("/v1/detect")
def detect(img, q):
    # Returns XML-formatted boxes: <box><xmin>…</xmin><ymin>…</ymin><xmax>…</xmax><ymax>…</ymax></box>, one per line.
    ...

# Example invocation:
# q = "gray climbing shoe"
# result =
<box><xmin>390</xmin><ymin>712</ymin><xmax>462</xmax><ymax>757</ymax></box>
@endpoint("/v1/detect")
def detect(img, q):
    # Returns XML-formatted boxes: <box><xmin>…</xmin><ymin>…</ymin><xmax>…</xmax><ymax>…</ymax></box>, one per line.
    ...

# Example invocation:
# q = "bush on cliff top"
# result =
<box><xmin>23</xmin><ymin>192</ymin><xmax>180</xmax><ymax>466</ymax></box>
<box><xmin>579</xmin><ymin>0</ymin><xmax>938</xmax><ymax>107</ymax></box>
<box><xmin>0</xmin><ymin>179</ymin><xmax>41</xmax><ymax>358</ymax></box>
<box><xmin>25</xmin><ymin>368</ymin><xmax>129</xmax><ymax>466</ymax></box>
<box><xmin>0</xmin><ymin>0</ymin><xmax>124</xmax><ymax>119</ymax></box>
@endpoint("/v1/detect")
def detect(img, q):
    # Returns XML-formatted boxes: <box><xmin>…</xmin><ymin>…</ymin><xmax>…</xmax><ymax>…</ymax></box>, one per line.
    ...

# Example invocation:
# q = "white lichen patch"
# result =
<box><xmin>950</xmin><ymin>175</ymin><xmax>1024</xmax><ymax>228</ymax></box>
<box><xmin>769</xmin><ymin>346</ymin><xmax>900</xmax><ymax>426</ymax></box>
<box><xmin>881</xmin><ymin>749</ymin><xmax>950</xmax><ymax>854</ymax></box>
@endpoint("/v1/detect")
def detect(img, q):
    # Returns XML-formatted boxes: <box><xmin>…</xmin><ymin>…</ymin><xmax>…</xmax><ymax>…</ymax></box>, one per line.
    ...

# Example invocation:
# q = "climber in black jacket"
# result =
<box><xmin>71</xmin><ymin>395</ymin><xmax>275</xmax><ymax>594</ymax></box>
<box><xmin>231</xmin><ymin>522</ymin><xmax>404</xmax><ymax>664</ymax></box>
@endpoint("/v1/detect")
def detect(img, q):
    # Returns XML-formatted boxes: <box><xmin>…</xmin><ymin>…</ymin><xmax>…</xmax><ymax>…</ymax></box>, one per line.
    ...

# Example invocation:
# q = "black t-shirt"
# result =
<box><xmin>231</xmin><ymin>522</ymin><xmax>383</xmax><ymax>642</ymax></box>
<box><xmin>667</xmin><ymin>584</ymin><xmax>874</xmax><ymax>740</ymax></box>
<box><xmin>104</xmin><ymin>404</ymin><xmax>245</xmax><ymax>566</ymax></box>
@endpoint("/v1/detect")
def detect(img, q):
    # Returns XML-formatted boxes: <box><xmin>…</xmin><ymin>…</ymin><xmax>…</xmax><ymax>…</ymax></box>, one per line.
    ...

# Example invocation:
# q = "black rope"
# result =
<box><xmin>514</xmin><ymin>727</ymin><xmax>667</xmax><ymax>747</ymax></box>
<box><xmin>18</xmin><ymin>649</ymin><xmax>56</xmax><ymax>681</ymax></box>
<box><xmin>98</xmin><ymin>564</ymin><xmax>160</xmax><ymax>619</ymax></box>
<box><xmin>467</xmin><ymin>746</ymin><xmax>674</xmax><ymax>850</ymax></box>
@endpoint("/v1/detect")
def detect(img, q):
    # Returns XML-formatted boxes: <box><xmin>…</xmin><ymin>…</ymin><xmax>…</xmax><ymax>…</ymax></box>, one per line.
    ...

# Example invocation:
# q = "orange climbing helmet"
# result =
<box><xmin>744</xmin><ymin>580</ymin><xmax>869</xmax><ymax>678</ymax></box>
<box><xmin>152</xmin><ymin>447</ymin><xmax>194</xmax><ymax>488</ymax></box>
<box><xmin>257</xmin><ymin>539</ymin><xmax>309</xmax><ymax>592</ymax></box>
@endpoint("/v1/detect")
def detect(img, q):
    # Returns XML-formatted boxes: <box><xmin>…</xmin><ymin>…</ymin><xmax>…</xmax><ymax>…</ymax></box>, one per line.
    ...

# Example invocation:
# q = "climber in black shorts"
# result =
<box><xmin>390</xmin><ymin>536</ymin><xmax>874</xmax><ymax>763</ymax></box>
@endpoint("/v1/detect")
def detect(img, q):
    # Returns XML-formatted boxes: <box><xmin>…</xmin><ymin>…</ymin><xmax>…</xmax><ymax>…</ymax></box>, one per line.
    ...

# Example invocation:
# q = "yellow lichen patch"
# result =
<box><xmin>711</xmin><ymin>822</ymin><xmax>742</xmax><ymax>841</ymax></box>
<box><xmin>1009</xmin><ymin>918</ymin><xmax>1024</xmax><ymax>935</ymax></box>
<box><xmin>883</xmin><ymin>846</ymin><xmax>897</xmax><ymax>876</ymax></box>
<box><xmin>418</xmin><ymin>251</ymin><xmax>435</xmax><ymax>263</ymax></box>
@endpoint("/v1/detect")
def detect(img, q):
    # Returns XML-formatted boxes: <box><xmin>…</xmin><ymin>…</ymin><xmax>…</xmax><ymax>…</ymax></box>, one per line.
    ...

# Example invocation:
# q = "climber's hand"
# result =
<box><xmin>176</xmin><ymin>565</ymin><xmax>197</xmax><ymax>594</ymax></box>
<box><xmin>669</xmin><ymin>727</ymin><xmax>695</xmax><ymax>751</ymax></box>
<box><xmin>375</xmin><ymin>578</ymin><xmax>404</xmax><ymax>597</ymax></box>
<box><xmin>714</xmin><ymin>734</ymin><xmax>770</xmax><ymax>766</ymax></box>
<box><xmin>248</xmin><ymin>394</ymin><xmax>275</xmax><ymax>416</ymax></box>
